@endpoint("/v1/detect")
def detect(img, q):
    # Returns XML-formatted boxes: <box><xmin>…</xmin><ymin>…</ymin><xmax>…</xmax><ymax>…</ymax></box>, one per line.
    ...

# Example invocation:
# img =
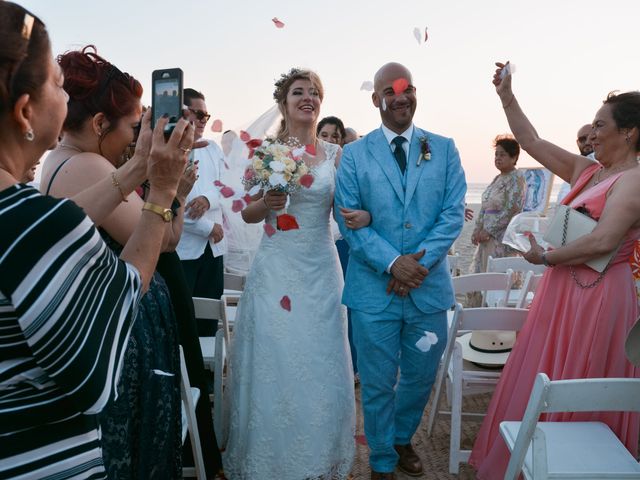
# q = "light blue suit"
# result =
<box><xmin>335</xmin><ymin>126</ymin><xmax>466</xmax><ymax>472</ymax></box>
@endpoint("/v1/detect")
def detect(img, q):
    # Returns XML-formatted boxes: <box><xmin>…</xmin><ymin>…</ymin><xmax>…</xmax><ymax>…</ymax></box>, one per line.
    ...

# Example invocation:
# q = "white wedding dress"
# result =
<box><xmin>223</xmin><ymin>142</ymin><xmax>355</xmax><ymax>479</ymax></box>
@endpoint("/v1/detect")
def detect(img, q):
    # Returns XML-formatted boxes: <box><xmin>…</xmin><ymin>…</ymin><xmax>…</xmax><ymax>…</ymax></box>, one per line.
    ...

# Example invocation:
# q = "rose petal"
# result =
<box><xmin>355</xmin><ymin>434</ymin><xmax>368</xmax><ymax>446</ymax></box>
<box><xmin>243</xmin><ymin>194</ymin><xmax>252</xmax><ymax>204</ymax></box>
<box><xmin>392</xmin><ymin>78</ymin><xmax>409</xmax><ymax>95</ymax></box>
<box><xmin>210</xmin><ymin>119</ymin><xmax>223</xmax><ymax>132</ymax></box>
<box><xmin>299</xmin><ymin>174</ymin><xmax>314</xmax><ymax>188</ymax></box>
<box><xmin>360</xmin><ymin>80</ymin><xmax>374</xmax><ymax>91</ymax></box>
<box><xmin>280</xmin><ymin>295</ymin><xmax>291</xmax><ymax>311</ymax></box>
<box><xmin>413</xmin><ymin>27</ymin><xmax>421</xmax><ymax>45</ymax></box>
<box><xmin>231</xmin><ymin>199</ymin><xmax>244</xmax><ymax>212</ymax></box>
<box><xmin>305</xmin><ymin>144</ymin><xmax>316</xmax><ymax>156</ymax></box>
<box><xmin>277</xmin><ymin>213</ymin><xmax>299</xmax><ymax>231</ymax></box>
<box><xmin>272</xmin><ymin>17</ymin><xmax>285</xmax><ymax>28</ymax></box>
<box><xmin>246</xmin><ymin>138</ymin><xmax>263</xmax><ymax>148</ymax></box>
<box><xmin>220</xmin><ymin>186</ymin><xmax>235</xmax><ymax>198</ymax></box>
<box><xmin>424</xmin><ymin>26</ymin><xmax>429</xmax><ymax>43</ymax></box>
<box><xmin>214</xmin><ymin>180</ymin><xmax>223</xmax><ymax>187</ymax></box>
<box><xmin>263</xmin><ymin>223</ymin><xmax>276</xmax><ymax>237</ymax></box>
<box><xmin>240</xmin><ymin>130</ymin><xmax>251</xmax><ymax>142</ymax></box>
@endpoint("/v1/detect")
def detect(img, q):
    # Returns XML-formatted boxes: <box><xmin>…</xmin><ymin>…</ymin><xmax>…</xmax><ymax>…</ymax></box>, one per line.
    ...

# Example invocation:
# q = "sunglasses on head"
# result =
<box><xmin>189</xmin><ymin>108</ymin><xmax>211</xmax><ymax>122</ymax></box>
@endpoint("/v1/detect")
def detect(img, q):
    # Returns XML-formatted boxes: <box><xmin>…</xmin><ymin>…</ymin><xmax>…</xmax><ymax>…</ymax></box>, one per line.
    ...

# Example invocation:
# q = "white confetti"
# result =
<box><xmin>415</xmin><ymin>331</ymin><xmax>438</xmax><ymax>352</ymax></box>
<box><xmin>152</xmin><ymin>369</ymin><xmax>175</xmax><ymax>377</ymax></box>
<box><xmin>413</xmin><ymin>27</ymin><xmax>422</xmax><ymax>45</ymax></box>
<box><xmin>360</xmin><ymin>81</ymin><xmax>374</xmax><ymax>91</ymax></box>
<box><xmin>382</xmin><ymin>98</ymin><xmax>387</xmax><ymax>111</ymax></box>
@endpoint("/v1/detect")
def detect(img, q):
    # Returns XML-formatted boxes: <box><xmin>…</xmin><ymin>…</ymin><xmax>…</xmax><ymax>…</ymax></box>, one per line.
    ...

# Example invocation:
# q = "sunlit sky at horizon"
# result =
<box><xmin>22</xmin><ymin>0</ymin><xmax>640</xmax><ymax>184</ymax></box>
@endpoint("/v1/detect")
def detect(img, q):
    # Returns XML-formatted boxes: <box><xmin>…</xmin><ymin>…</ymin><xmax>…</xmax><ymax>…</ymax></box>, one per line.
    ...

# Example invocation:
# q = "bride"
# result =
<box><xmin>223</xmin><ymin>68</ymin><xmax>369</xmax><ymax>479</ymax></box>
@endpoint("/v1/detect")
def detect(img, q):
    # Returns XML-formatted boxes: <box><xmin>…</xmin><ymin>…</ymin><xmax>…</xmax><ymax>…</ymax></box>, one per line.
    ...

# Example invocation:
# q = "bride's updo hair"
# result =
<box><xmin>273</xmin><ymin>67</ymin><xmax>324</xmax><ymax>141</ymax></box>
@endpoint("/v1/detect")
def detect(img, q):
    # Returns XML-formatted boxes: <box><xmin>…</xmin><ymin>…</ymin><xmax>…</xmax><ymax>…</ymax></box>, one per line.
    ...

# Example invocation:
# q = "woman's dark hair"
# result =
<box><xmin>0</xmin><ymin>2</ymin><xmax>50</xmax><ymax>116</ymax></box>
<box><xmin>604</xmin><ymin>91</ymin><xmax>640</xmax><ymax>151</ymax></box>
<box><xmin>58</xmin><ymin>46</ymin><xmax>142</xmax><ymax>136</ymax></box>
<box><xmin>494</xmin><ymin>134</ymin><xmax>520</xmax><ymax>162</ymax></box>
<box><xmin>316</xmin><ymin>116</ymin><xmax>346</xmax><ymax>139</ymax></box>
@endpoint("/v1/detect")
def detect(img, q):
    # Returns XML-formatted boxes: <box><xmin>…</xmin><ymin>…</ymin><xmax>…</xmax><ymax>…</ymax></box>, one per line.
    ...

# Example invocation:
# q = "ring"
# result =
<box><xmin>179</xmin><ymin>146</ymin><xmax>191</xmax><ymax>154</ymax></box>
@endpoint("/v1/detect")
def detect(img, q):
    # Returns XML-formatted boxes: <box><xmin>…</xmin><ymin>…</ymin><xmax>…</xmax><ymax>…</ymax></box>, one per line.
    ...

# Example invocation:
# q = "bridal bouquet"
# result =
<box><xmin>242</xmin><ymin>138</ymin><xmax>315</xmax><ymax>231</ymax></box>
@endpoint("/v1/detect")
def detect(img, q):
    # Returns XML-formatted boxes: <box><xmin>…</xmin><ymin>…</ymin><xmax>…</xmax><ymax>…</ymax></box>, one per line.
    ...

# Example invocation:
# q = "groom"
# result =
<box><xmin>335</xmin><ymin>62</ymin><xmax>466</xmax><ymax>479</ymax></box>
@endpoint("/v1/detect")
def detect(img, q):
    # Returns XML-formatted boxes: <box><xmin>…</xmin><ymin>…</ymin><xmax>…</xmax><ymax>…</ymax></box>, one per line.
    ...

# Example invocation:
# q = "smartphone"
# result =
<box><xmin>151</xmin><ymin>68</ymin><xmax>183</xmax><ymax>136</ymax></box>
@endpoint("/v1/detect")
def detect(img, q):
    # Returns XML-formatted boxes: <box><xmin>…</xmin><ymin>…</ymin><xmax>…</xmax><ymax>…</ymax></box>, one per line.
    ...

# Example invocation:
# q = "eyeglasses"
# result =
<box><xmin>188</xmin><ymin>108</ymin><xmax>211</xmax><ymax>122</ymax></box>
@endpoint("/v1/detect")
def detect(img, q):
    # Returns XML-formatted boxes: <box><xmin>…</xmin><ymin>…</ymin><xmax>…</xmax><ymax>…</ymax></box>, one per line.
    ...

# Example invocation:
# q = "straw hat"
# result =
<box><xmin>625</xmin><ymin>319</ymin><xmax>640</xmax><ymax>366</ymax></box>
<box><xmin>458</xmin><ymin>330</ymin><xmax>516</xmax><ymax>368</ymax></box>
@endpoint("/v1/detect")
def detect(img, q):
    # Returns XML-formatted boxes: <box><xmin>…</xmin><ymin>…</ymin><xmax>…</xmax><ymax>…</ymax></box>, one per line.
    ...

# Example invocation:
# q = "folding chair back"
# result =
<box><xmin>487</xmin><ymin>255</ymin><xmax>546</xmax><ymax>275</ymax></box>
<box><xmin>179</xmin><ymin>346</ymin><xmax>206</xmax><ymax>479</ymax></box>
<box><xmin>223</xmin><ymin>272</ymin><xmax>246</xmax><ymax>292</ymax></box>
<box><xmin>502</xmin><ymin>373</ymin><xmax>640</xmax><ymax>480</ymax></box>
<box><xmin>515</xmin><ymin>271</ymin><xmax>544</xmax><ymax>309</ymax></box>
<box><xmin>453</xmin><ymin>270</ymin><xmax>515</xmax><ymax>307</ymax></box>
<box><xmin>192</xmin><ymin>297</ymin><xmax>227</xmax><ymax>370</ymax></box>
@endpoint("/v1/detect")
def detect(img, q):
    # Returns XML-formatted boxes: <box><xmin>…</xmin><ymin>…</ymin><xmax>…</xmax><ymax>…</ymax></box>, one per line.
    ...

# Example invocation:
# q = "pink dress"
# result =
<box><xmin>469</xmin><ymin>164</ymin><xmax>640</xmax><ymax>479</ymax></box>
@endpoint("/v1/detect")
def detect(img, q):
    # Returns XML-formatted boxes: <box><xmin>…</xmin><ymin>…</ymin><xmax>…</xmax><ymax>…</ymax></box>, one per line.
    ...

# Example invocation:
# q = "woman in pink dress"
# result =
<box><xmin>469</xmin><ymin>62</ymin><xmax>640</xmax><ymax>479</ymax></box>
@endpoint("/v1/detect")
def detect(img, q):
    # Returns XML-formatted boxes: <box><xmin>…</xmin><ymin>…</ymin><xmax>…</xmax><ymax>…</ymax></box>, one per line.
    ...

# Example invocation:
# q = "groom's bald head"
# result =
<box><xmin>373</xmin><ymin>62</ymin><xmax>413</xmax><ymax>91</ymax></box>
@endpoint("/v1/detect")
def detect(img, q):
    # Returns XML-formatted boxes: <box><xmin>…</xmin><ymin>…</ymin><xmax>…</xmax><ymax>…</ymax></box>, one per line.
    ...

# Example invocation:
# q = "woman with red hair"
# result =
<box><xmin>41</xmin><ymin>46</ymin><xmax>187</xmax><ymax>479</ymax></box>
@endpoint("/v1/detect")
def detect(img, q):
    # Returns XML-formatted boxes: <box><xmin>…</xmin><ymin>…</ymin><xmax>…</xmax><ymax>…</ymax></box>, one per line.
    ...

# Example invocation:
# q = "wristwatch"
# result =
<box><xmin>142</xmin><ymin>202</ymin><xmax>173</xmax><ymax>222</ymax></box>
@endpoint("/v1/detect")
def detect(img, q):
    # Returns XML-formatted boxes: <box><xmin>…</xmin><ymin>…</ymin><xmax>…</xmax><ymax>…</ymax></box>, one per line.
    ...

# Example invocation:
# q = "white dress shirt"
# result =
<box><xmin>176</xmin><ymin>140</ymin><xmax>228</xmax><ymax>260</ymax></box>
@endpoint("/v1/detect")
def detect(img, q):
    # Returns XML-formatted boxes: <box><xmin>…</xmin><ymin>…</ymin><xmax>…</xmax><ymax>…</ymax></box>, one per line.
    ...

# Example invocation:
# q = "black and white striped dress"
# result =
<box><xmin>0</xmin><ymin>184</ymin><xmax>142</xmax><ymax>479</ymax></box>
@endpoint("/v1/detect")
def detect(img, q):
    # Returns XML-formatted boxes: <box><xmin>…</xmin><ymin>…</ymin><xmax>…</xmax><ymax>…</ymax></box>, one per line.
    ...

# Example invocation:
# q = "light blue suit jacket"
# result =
<box><xmin>335</xmin><ymin>126</ymin><xmax>466</xmax><ymax>314</ymax></box>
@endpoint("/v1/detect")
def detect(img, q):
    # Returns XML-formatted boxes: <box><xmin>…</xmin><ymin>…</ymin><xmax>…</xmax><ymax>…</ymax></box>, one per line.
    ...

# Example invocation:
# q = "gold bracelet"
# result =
<box><xmin>111</xmin><ymin>172</ymin><xmax>128</xmax><ymax>202</ymax></box>
<box><xmin>502</xmin><ymin>94</ymin><xmax>515</xmax><ymax>109</ymax></box>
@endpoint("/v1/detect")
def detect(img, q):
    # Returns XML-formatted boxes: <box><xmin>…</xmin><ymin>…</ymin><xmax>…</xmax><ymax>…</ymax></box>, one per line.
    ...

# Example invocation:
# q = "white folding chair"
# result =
<box><xmin>487</xmin><ymin>255</ymin><xmax>547</xmax><ymax>275</ymax></box>
<box><xmin>453</xmin><ymin>270</ymin><xmax>515</xmax><ymax>307</ymax></box>
<box><xmin>486</xmin><ymin>256</ymin><xmax>546</xmax><ymax>306</ymax></box>
<box><xmin>501</xmin><ymin>372</ymin><xmax>640</xmax><ymax>480</ymax></box>
<box><xmin>179</xmin><ymin>346</ymin><xmax>206</xmax><ymax>479</ymax></box>
<box><xmin>447</xmin><ymin>253</ymin><xmax>460</xmax><ymax>277</ymax></box>
<box><xmin>193</xmin><ymin>297</ymin><xmax>228</xmax><ymax>370</ymax></box>
<box><xmin>515</xmin><ymin>271</ymin><xmax>544</xmax><ymax>309</ymax></box>
<box><xmin>213</xmin><ymin>328</ymin><xmax>229</xmax><ymax>449</ymax></box>
<box><xmin>223</xmin><ymin>272</ymin><xmax>246</xmax><ymax>294</ymax></box>
<box><xmin>428</xmin><ymin>306</ymin><xmax>530</xmax><ymax>474</ymax></box>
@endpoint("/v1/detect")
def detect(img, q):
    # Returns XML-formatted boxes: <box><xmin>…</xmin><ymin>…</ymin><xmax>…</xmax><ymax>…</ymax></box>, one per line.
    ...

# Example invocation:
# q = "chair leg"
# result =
<box><xmin>427</xmin><ymin>357</ymin><xmax>446</xmax><ymax>436</ymax></box>
<box><xmin>179</xmin><ymin>347</ymin><xmax>207</xmax><ymax>479</ymax></box>
<box><xmin>449</xmin><ymin>345</ymin><xmax>463</xmax><ymax>474</ymax></box>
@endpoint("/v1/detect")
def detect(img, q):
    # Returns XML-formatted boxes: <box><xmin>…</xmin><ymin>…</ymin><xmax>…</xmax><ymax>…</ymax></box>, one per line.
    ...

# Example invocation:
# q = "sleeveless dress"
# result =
<box><xmin>469</xmin><ymin>163</ymin><xmax>640</xmax><ymax>479</ymax></box>
<box><xmin>223</xmin><ymin>142</ymin><xmax>356</xmax><ymax>479</ymax></box>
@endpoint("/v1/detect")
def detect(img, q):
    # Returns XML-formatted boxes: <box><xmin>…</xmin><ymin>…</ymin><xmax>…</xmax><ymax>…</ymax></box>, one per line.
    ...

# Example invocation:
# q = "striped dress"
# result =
<box><xmin>0</xmin><ymin>184</ymin><xmax>142</xmax><ymax>479</ymax></box>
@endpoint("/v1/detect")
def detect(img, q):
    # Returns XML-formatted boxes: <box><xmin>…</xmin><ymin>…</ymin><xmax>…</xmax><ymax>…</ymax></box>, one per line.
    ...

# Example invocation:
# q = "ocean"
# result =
<box><xmin>466</xmin><ymin>181</ymin><xmax>562</xmax><ymax>205</ymax></box>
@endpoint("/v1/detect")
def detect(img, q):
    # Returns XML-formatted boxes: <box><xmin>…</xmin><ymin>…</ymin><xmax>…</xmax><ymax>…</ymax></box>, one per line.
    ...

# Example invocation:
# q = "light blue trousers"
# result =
<box><xmin>352</xmin><ymin>297</ymin><xmax>447</xmax><ymax>472</ymax></box>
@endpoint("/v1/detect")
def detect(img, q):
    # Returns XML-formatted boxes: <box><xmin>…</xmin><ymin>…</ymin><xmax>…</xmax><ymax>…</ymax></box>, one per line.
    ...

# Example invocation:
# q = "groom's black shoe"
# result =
<box><xmin>370</xmin><ymin>471</ymin><xmax>396</xmax><ymax>480</ymax></box>
<box><xmin>394</xmin><ymin>443</ymin><xmax>423</xmax><ymax>476</ymax></box>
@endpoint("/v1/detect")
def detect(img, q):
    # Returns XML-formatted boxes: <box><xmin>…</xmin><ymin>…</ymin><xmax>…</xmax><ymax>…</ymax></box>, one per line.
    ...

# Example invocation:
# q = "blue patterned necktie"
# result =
<box><xmin>392</xmin><ymin>136</ymin><xmax>407</xmax><ymax>174</ymax></box>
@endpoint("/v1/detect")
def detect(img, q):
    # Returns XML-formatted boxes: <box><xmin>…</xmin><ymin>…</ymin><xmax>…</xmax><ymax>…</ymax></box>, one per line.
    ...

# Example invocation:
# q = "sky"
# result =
<box><xmin>21</xmin><ymin>0</ymin><xmax>640</xmax><ymax>183</ymax></box>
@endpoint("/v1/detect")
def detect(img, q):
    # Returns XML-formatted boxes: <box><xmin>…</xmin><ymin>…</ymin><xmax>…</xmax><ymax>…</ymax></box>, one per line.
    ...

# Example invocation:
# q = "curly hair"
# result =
<box><xmin>273</xmin><ymin>68</ymin><xmax>324</xmax><ymax>140</ymax></box>
<box><xmin>493</xmin><ymin>134</ymin><xmax>520</xmax><ymax>161</ymax></box>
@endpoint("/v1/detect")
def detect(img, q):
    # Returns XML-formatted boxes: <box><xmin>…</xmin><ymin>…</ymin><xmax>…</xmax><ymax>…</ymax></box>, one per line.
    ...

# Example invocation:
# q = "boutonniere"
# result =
<box><xmin>417</xmin><ymin>136</ymin><xmax>431</xmax><ymax>166</ymax></box>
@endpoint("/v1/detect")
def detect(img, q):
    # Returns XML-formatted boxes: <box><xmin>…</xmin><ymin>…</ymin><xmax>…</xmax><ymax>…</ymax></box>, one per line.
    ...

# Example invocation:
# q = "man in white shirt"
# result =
<box><xmin>556</xmin><ymin>124</ymin><xmax>594</xmax><ymax>203</ymax></box>
<box><xmin>177</xmin><ymin>89</ymin><xmax>227</xmax><ymax>333</ymax></box>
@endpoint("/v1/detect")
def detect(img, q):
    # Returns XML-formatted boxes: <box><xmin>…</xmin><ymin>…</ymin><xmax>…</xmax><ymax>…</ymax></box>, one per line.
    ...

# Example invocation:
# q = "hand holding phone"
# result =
<box><xmin>151</xmin><ymin>68</ymin><xmax>184</xmax><ymax>137</ymax></box>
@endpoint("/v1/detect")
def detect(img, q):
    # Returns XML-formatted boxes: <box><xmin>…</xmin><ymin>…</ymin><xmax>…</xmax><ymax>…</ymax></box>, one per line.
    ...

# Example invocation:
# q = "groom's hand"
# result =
<box><xmin>390</xmin><ymin>250</ymin><xmax>429</xmax><ymax>288</ymax></box>
<box><xmin>386</xmin><ymin>278</ymin><xmax>411</xmax><ymax>297</ymax></box>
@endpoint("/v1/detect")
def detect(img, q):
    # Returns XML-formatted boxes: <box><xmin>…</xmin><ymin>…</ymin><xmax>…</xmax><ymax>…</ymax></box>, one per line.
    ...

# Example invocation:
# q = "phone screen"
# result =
<box><xmin>153</xmin><ymin>78</ymin><xmax>181</xmax><ymax>130</ymax></box>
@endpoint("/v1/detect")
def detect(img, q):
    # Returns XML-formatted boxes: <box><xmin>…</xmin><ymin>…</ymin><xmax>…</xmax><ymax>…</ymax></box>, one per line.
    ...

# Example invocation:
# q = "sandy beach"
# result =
<box><xmin>454</xmin><ymin>203</ymin><xmax>481</xmax><ymax>274</ymax></box>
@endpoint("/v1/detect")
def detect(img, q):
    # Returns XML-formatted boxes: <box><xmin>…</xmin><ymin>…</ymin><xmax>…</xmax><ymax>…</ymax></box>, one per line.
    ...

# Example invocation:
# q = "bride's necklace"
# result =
<box><xmin>593</xmin><ymin>160</ymin><xmax>637</xmax><ymax>185</ymax></box>
<box><xmin>281</xmin><ymin>136</ymin><xmax>316</xmax><ymax>149</ymax></box>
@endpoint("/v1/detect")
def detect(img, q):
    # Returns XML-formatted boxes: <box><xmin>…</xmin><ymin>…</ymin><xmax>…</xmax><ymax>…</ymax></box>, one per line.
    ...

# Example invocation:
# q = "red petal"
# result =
<box><xmin>231</xmin><ymin>199</ymin><xmax>244</xmax><ymax>212</ymax></box>
<box><xmin>355</xmin><ymin>434</ymin><xmax>368</xmax><ymax>446</ymax></box>
<box><xmin>243</xmin><ymin>194</ymin><xmax>252</xmax><ymax>204</ymax></box>
<box><xmin>214</xmin><ymin>180</ymin><xmax>223</xmax><ymax>187</ymax></box>
<box><xmin>299</xmin><ymin>174</ymin><xmax>314</xmax><ymax>188</ymax></box>
<box><xmin>272</xmin><ymin>17</ymin><xmax>285</xmax><ymax>28</ymax></box>
<box><xmin>392</xmin><ymin>78</ymin><xmax>409</xmax><ymax>95</ymax></box>
<box><xmin>276</xmin><ymin>213</ymin><xmax>299</xmax><ymax>231</ymax></box>
<box><xmin>240</xmin><ymin>130</ymin><xmax>251</xmax><ymax>142</ymax></box>
<box><xmin>246</xmin><ymin>138</ymin><xmax>263</xmax><ymax>148</ymax></box>
<box><xmin>210</xmin><ymin>119</ymin><xmax>223</xmax><ymax>132</ymax></box>
<box><xmin>280</xmin><ymin>295</ymin><xmax>291</xmax><ymax>311</ymax></box>
<box><xmin>424</xmin><ymin>27</ymin><xmax>429</xmax><ymax>43</ymax></box>
<box><xmin>243</xmin><ymin>168</ymin><xmax>255</xmax><ymax>180</ymax></box>
<box><xmin>305</xmin><ymin>144</ymin><xmax>316</xmax><ymax>156</ymax></box>
<box><xmin>263</xmin><ymin>223</ymin><xmax>276</xmax><ymax>237</ymax></box>
<box><xmin>220</xmin><ymin>186</ymin><xmax>235</xmax><ymax>198</ymax></box>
